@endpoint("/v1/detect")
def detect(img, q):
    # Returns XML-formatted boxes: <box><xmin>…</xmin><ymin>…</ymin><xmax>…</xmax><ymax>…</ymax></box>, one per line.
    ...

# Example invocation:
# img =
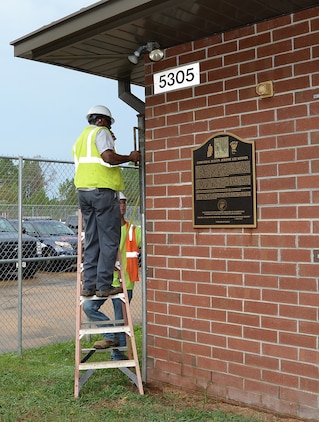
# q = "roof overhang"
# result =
<box><xmin>11</xmin><ymin>0</ymin><xmax>319</xmax><ymax>87</ymax></box>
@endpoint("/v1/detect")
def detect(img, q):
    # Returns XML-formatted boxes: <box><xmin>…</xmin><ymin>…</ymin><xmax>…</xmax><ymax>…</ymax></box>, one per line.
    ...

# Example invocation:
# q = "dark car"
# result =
<box><xmin>0</xmin><ymin>217</ymin><xmax>42</xmax><ymax>280</ymax></box>
<box><xmin>10</xmin><ymin>218</ymin><xmax>78</xmax><ymax>272</ymax></box>
<box><xmin>65</xmin><ymin>215</ymin><xmax>79</xmax><ymax>234</ymax></box>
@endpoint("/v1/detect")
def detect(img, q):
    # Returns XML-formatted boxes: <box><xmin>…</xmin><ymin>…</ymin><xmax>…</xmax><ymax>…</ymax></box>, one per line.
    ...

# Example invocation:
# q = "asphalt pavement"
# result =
<box><xmin>0</xmin><ymin>271</ymin><xmax>142</xmax><ymax>354</ymax></box>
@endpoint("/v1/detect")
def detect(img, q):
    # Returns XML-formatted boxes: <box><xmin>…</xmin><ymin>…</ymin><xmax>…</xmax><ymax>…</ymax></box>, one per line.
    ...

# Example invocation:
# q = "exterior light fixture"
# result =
<box><xmin>256</xmin><ymin>80</ymin><xmax>274</xmax><ymax>98</ymax></box>
<box><xmin>149</xmin><ymin>48</ymin><xmax>164</xmax><ymax>62</ymax></box>
<box><xmin>128</xmin><ymin>42</ymin><xmax>164</xmax><ymax>64</ymax></box>
<box><xmin>128</xmin><ymin>45</ymin><xmax>145</xmax><ymax>64</ymax></box>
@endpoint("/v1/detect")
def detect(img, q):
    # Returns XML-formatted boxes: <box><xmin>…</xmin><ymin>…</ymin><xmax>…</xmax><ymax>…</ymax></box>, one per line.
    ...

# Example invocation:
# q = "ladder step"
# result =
<box><xmin>82</xmin><ymin>318</ymin><xmax>125</xmax><ymax>325</ymax></box>
<box><xmin>79</xmin><ymin>326</ymin><xmax>131</xmax><ymax>335</ymax></box>
<box><xmin>79</xmin><ymin>360</ymin><xmax>136</xmax><ymax>370</ymax></box>
<box><xmin>81</xmin><ymin>346</ymin><xmax>127</xmax><ymax>353</ymax></box>
<box><xmin>80</xmin><ymin>293</ymin><xmax>124</xmax><ymax>304</ymax></box>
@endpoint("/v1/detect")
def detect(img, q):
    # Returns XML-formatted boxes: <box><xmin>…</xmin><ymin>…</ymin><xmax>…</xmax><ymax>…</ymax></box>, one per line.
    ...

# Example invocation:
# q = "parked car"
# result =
<box><xmin>10</xmin><ymin>218</ymin><xmax>78</xmax><ymax>272</ymax></box>
<box><xmin>65</xmin><ymin>215</ymin><xmax>79</xmax><ymax>234</ymax></box>
<box><xmin>0</xmin><ymin>217</ymin><xmax>42</xmax><ymax>280</ymax></box>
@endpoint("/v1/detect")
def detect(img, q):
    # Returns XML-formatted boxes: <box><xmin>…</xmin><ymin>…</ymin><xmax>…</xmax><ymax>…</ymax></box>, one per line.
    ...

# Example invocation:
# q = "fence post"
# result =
<box><xmin>17</xmin><ymin>156</ymin><xmax>23</xmax><ymax>356</ymax></box>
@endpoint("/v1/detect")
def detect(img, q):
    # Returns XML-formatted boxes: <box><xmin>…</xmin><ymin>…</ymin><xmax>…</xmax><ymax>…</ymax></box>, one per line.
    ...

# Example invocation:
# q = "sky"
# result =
<box><xmin>0</xmin><ymin>0</ymin><xmax>144</xmax><ymax>160</ymax></box>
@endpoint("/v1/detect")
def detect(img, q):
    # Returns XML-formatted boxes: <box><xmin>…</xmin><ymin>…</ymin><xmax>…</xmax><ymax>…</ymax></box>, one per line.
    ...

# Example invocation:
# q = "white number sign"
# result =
<box><xmin>153</xmin><ymin>63</ymin><xmax>200</xmax><ymax>94</ymax></box>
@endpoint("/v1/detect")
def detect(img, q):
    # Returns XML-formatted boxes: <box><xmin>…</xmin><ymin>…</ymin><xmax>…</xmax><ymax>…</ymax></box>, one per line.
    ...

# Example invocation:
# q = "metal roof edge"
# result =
<box><xmin>10</xmin><ymin>0</ymin><xmax>177</xmax><ymax>61</ymax></box>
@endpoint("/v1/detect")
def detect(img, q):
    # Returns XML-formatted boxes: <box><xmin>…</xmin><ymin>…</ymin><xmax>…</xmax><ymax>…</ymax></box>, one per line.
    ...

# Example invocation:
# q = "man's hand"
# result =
<box><xmin>101</xmin><ymin>149</ymin><xmax>141</xmax><ymax>165</ymax></box>
<box><xmin>129</xmin><ymin>150</ymin><xmax>140</xmax><ymax>163</ymax></box>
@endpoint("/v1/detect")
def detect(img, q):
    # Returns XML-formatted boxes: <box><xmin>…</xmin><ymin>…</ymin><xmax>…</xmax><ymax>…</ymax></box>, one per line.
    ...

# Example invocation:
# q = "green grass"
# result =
<box><xmin>0</xmin><ymin>326</ymin><xmax>266</xmax><ymax>422</ymax></box>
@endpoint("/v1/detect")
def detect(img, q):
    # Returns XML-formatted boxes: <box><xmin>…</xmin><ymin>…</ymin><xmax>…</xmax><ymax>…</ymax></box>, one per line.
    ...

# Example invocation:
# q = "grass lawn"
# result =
<box><xmin>0</xmin><ymin>326</ymin><xmax>292</xmax><ymax>422</ymax></box>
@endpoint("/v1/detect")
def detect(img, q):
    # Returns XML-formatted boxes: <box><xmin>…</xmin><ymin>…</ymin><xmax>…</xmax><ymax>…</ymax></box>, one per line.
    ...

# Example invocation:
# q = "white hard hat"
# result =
<box><xmin>119</xmin><ymin>192</ymin><xmax>127</xmax><ymax>200</ymax></box>
<box><xmin>86</xmin><ymin>105</ymin><xmax>115</xmax><ymax>124</ymax></box>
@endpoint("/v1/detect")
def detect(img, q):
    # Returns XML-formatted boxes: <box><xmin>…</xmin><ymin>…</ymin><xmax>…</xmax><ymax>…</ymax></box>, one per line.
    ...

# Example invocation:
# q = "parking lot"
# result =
<box><xmin>0</xmin><ymin>271</ymin><xmax>142</xmax><ymax>354</ymax></box>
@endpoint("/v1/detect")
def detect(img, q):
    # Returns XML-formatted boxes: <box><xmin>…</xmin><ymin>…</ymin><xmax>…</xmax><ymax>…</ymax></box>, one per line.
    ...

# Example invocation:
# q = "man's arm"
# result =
<box><xmin>101</xmin><ymin>149</ymin><xmax>140</xmax><ymax>165</ymax></box>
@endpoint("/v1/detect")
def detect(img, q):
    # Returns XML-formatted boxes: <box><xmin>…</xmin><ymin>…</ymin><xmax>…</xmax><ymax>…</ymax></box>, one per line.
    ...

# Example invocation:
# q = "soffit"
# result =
<box><xmin>11</xmin><ymin>0</ymin><xmax>319</xmax><ymax>87</ymax></box>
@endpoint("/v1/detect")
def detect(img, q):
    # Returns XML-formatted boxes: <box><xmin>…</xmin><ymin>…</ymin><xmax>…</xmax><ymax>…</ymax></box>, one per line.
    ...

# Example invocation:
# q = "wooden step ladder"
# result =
<box><xmin>74</xmin><ymin>211</ymin><xmax>144</xmax><ymax>398</ymax></box>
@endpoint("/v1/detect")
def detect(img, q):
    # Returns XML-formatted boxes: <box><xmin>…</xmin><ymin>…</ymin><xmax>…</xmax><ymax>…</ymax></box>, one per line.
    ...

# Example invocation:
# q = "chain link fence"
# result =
<box><xmin>0</xmin><ymin>156</ymin><xmax>141</xmax><ymax>354</ymax></box>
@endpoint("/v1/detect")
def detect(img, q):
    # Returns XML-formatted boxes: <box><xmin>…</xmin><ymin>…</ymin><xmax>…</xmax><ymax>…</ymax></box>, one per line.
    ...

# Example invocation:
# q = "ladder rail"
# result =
<box><xmin>74</xmin><ymin>210</ymin><xmax>83</xmax><ymax>398</ymax></box>
<box><xmin>119</xmin><ymin>264</ymin><xmax>144</xmax><ymax>394</ymax></box>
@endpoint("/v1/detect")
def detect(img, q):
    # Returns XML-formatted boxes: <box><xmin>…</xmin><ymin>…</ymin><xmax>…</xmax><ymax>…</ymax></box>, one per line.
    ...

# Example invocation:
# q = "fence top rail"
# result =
<box><xmin>0</xmin><ymin>155</ymin><xmax>139</xmax><ymax>168</ymax></box>
<box><xmin>0</xmin><ymin>155</ymin><xmax>73</xmax><ymax>164</ymax></box>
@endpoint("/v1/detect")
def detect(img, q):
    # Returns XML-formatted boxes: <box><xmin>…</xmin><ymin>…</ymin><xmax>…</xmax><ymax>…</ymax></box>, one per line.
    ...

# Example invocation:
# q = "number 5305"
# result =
<box><xmin>154</xmin><ymin>63</ymin><xmax>200</xmax><ymax>94</ymax></box>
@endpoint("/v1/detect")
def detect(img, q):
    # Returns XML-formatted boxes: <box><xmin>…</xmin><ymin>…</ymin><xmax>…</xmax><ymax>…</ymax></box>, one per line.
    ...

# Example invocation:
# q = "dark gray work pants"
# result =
<box><xmin>78</xmin><ymin>188</ymin><xmax>120</xmax><ymax>292</ymax></box>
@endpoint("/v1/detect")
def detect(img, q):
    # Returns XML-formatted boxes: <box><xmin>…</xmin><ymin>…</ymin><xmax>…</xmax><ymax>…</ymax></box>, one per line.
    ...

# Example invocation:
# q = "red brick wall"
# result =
<box><xmin>144</xmin><ymin>6</ymin><xmax>319</xmax><ymax>420</ymax></box>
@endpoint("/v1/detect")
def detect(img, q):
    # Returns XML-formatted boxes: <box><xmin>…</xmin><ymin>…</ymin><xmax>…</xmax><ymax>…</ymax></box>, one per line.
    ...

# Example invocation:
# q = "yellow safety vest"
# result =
<box><xmin>72</xmin><ymin>126</ymin><xmax>124</xmax><ymax>191</ymax></box>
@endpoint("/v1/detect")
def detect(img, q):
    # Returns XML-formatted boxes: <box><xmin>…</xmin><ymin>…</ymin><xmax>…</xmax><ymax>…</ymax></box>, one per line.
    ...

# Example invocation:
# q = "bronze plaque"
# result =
<box><xmin>192</xmin><ymin>132</ymin><xmax>257</xmax><ymax>228</ymax></box>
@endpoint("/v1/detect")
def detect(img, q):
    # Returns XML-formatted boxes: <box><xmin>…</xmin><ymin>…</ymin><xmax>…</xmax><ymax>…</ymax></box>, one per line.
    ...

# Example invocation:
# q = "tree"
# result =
<box><xmin>0</xmin><ymin>158</ymin><xmax>19</xmax><ymax>204</ymax></box>
<box><xmin>23</xmin><ymin>160</ymin><xmax>49</xmax><ymax>204</ymax></box>
<box><xmin>58</xmin><ymin>178</ymin><xmax>77</xmax><ymax>204</ymax></box>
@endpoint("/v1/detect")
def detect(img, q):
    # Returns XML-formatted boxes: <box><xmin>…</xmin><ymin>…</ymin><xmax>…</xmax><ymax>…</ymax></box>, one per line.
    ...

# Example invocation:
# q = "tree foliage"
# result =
<box><xmin>0</xmin><ymin>158</ymin><xmax>19</xmax><ymax>203</ymax></box>
<box><xmin>22</xmin><ymin>160</ymin><xmax>49</xmax><ymax>204</ymax></box>
<box><xmin>58</xmin><ymin>178</ymin><xmax>77</xmax><ymax>205</ymax></box>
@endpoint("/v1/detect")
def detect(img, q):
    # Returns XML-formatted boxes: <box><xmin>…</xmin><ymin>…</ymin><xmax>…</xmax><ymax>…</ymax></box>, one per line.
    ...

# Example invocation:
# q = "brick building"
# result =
<box><xmin>12</xmin><ymin>1</ymin><xmax>319</xmax><ymax>419</ymax></box>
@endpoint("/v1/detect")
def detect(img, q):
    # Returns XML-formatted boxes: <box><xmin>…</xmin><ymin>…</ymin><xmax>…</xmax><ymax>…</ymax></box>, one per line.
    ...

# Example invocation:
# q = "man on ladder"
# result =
<box><xmin>73</xmin><ymin>107</ymin><xmax>143</xmax><ymax>397</ymax></box>
<box><xmin>83</xmin><ymin>192</ymin><xmax>142</xmax><ymax>360</ymax></box>
<box><xmin>72</xmin><ymin>104</ymin><xmax>140</xmax><ymax>298</ymax></box>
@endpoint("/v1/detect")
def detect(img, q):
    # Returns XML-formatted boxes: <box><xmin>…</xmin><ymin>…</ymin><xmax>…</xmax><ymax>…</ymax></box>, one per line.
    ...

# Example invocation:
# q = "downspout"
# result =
<box><xmin>118</xmin><ymin>79</ymin><xmax>147</xmax><ymax>384</ymax></box>
<box><xmin>118</xmin><ymin>79</ymin><xmax>145</xmax><ymax>115</ymax></box>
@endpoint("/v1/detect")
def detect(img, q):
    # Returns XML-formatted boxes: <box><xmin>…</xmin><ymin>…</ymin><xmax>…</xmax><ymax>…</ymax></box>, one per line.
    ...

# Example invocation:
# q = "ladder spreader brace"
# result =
<box><xmin>74</xmin><ymin>210</ymin><xmax>144</xmax><ymax>397</ymax></box>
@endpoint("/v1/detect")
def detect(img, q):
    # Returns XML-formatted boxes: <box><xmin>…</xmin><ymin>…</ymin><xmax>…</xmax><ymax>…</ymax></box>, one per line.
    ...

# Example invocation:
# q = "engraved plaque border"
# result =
<box><xmin>192</xmin><ymin>132</ymin><xmax>257</xmax><ymax>228</ymax></box>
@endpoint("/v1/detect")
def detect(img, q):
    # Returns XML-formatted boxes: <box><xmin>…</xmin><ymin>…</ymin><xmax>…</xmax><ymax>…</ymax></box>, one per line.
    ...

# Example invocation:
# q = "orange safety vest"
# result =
<box><xmin>125</xmin><ymin>222</ymin><xmax>140</xmax><ymax>282</ymax></box>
